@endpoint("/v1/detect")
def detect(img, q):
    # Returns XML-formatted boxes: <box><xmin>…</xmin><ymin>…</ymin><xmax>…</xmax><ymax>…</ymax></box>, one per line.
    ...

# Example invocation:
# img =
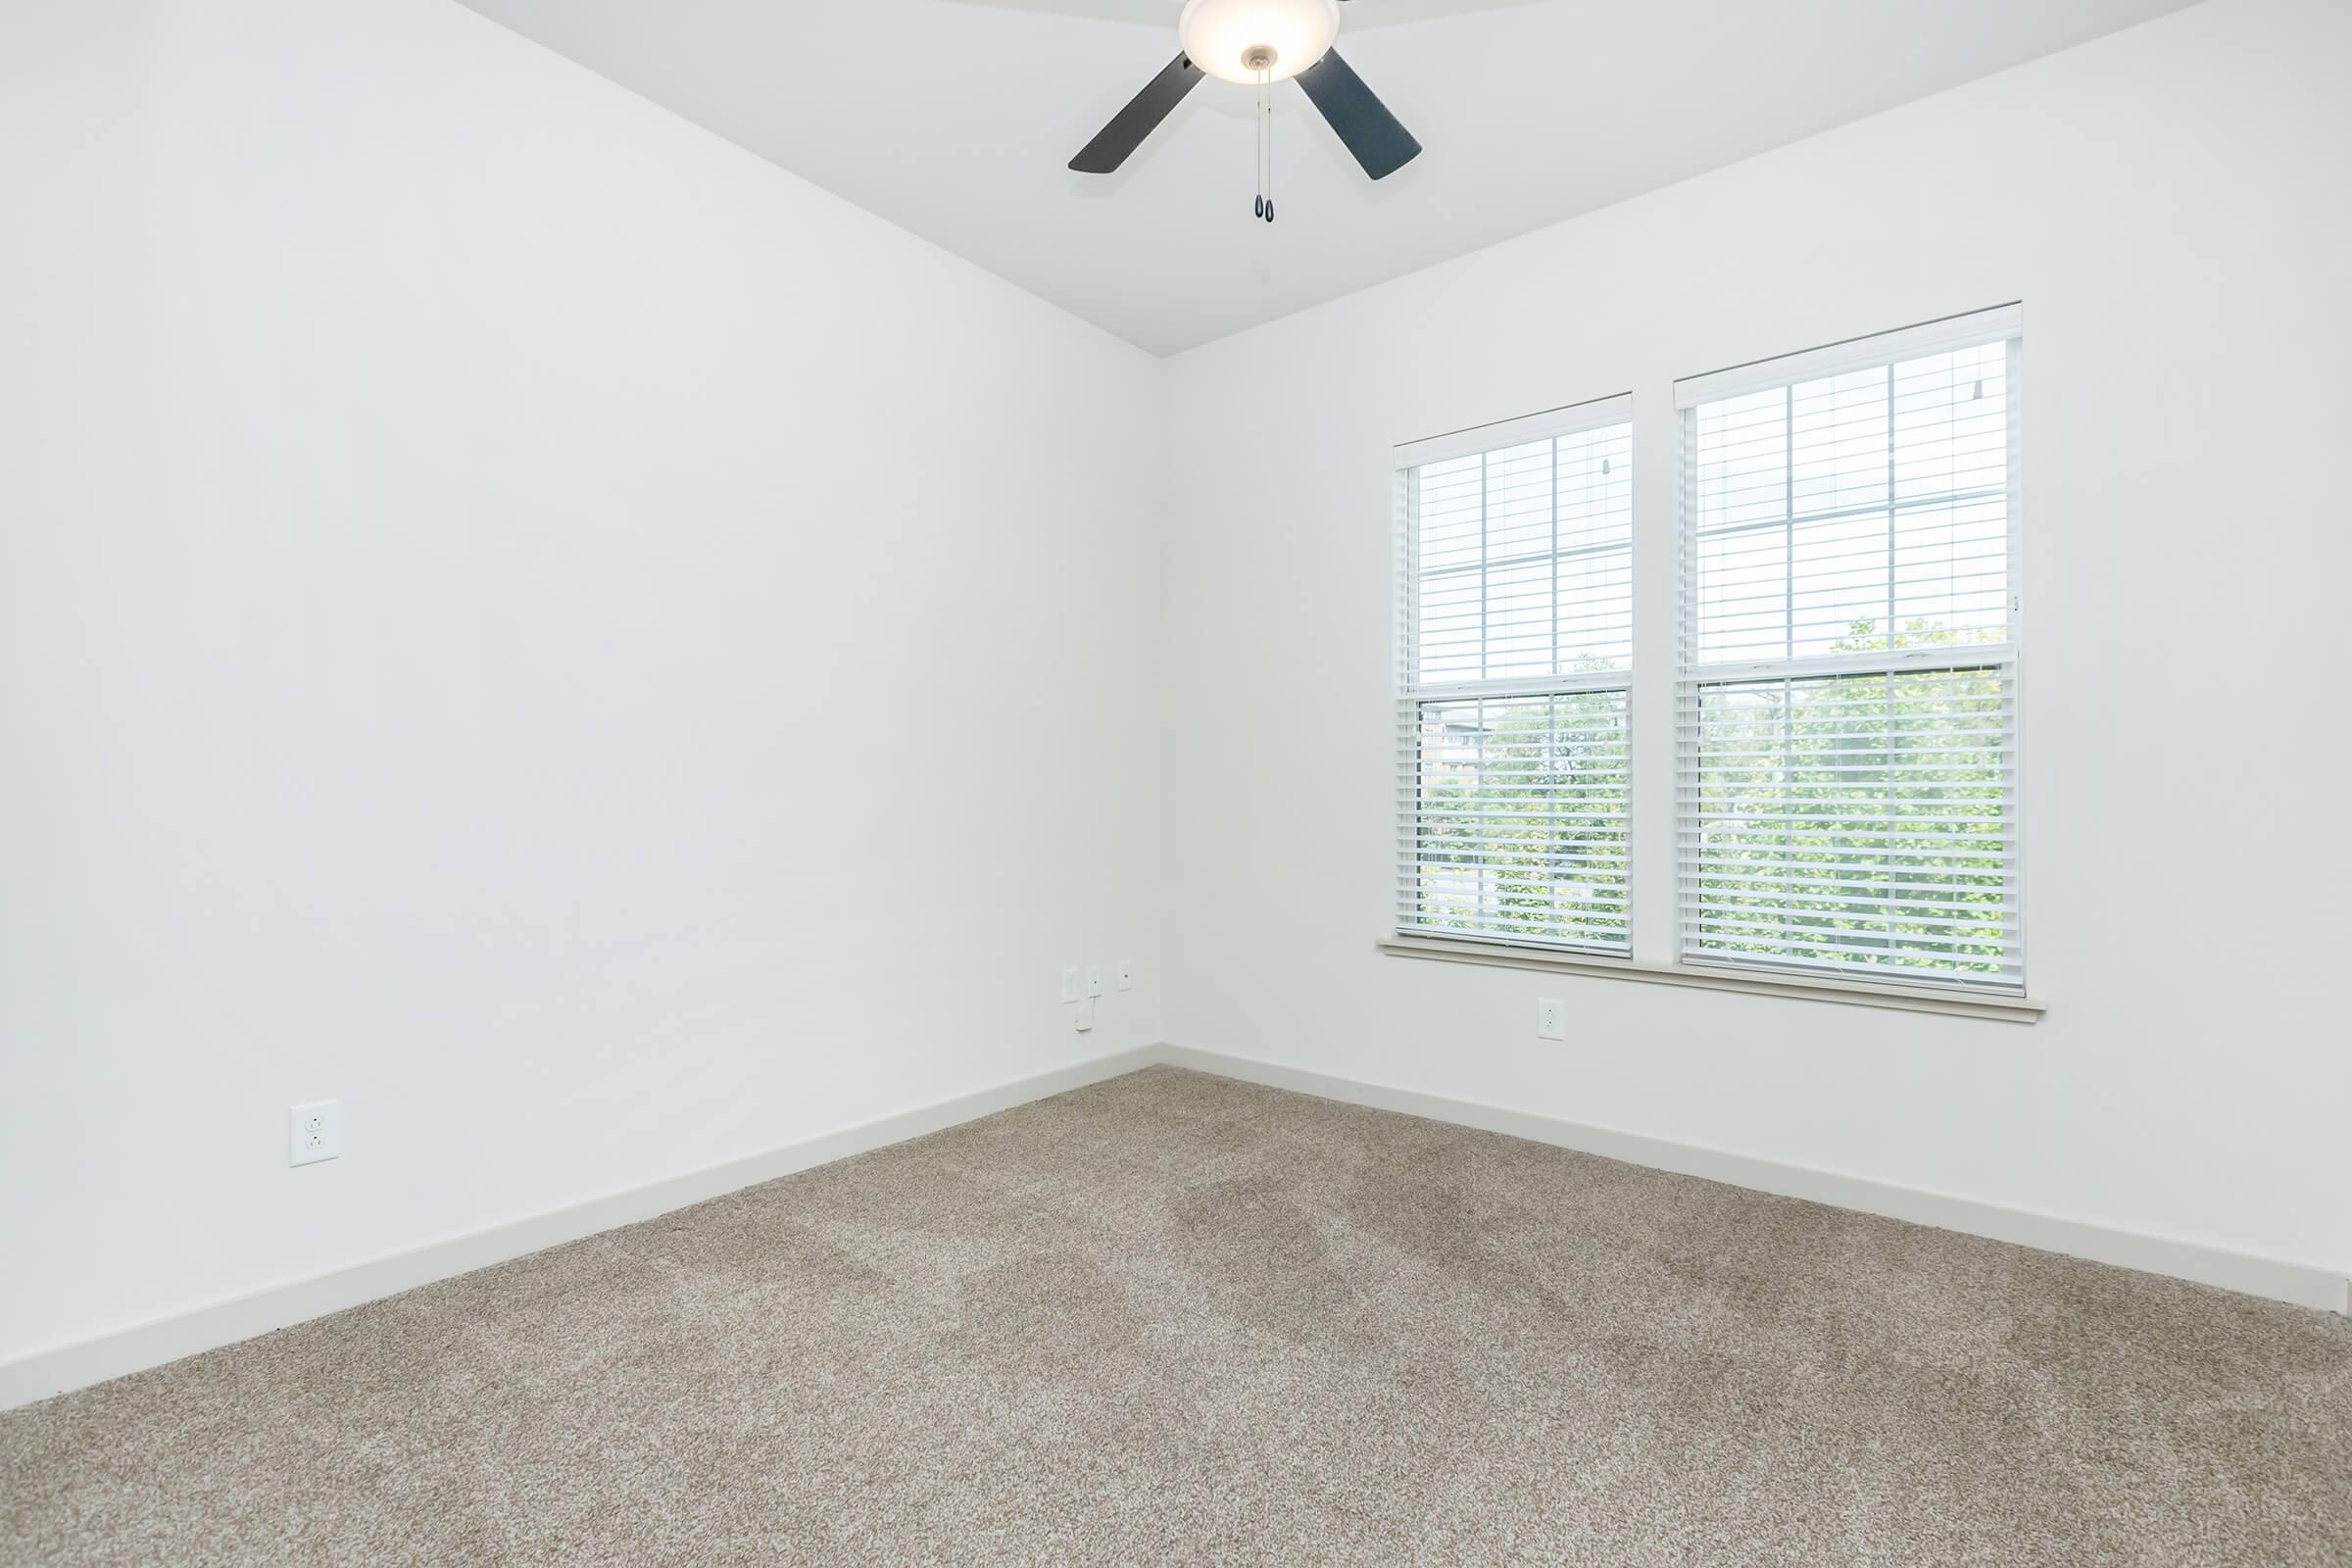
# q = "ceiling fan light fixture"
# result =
<box><xmin>1178</xmin><ymin>0</ymin><xmax>1340</xmax><ymax>85</ymax></box>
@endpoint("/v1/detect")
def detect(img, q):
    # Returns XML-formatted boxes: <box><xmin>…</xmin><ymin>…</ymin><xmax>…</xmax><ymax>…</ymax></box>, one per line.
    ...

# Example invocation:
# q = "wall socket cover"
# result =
<box><xmin>1116</xmin><ymin>958</ymin><xmax>1135</xmax><ymax>991</ymax></box>
<box><xmin>1085</xmin><ymin>964</ymin><xmax>1104</xmax><ymax>999</ymax></box>
<box><xmin>289</xmin><ymin>1099</ymin><xmax>344</xmax><ymax>1166</ymax></box>
<box><xmin>1537</xmin><ymin>999</ymin><xmax>1566</xmax><ymax>1042</ymax></box>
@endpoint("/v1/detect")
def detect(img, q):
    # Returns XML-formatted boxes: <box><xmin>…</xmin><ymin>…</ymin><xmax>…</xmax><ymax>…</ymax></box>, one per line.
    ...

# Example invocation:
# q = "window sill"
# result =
<box><xmin>1379</xmin><ymin>936</ymin><xmax>2046</xmax><ymax>1023</ymax></box>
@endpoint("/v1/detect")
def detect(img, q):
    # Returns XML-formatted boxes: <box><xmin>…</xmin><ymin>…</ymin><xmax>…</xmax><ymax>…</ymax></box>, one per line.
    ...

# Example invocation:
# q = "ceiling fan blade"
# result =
<box><xmin>1295</xmin><ymin>46</ymin><xmax>1421</xmax><ymax>180</ymax></box>
<box><xmin>1069</xmin><ymin>53</ymin><xmax>1203</xmax><ymax>173</ymax></box>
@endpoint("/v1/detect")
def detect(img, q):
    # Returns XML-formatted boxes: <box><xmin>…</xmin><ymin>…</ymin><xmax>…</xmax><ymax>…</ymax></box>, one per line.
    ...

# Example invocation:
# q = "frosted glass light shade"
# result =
<box><xmin>1177</xmin><ymin>0</ymin><xmax>1341</xmax><ymax>85</ymax></box>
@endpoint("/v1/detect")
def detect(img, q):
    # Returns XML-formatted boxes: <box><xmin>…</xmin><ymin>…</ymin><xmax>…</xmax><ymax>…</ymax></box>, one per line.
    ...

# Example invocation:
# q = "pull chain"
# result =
<box><xmin>1249</xmin><ymin>67</ymin><xmax>1276</xmax><ymax>223</ymax></box>
<box><xmin>1251</xmin><ymin>69</ymin><xmax>1266</xmax><ymax>220</ymax></box>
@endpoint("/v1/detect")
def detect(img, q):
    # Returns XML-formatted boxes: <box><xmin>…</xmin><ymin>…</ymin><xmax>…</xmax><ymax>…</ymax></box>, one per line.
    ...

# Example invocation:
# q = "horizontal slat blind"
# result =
<box><xmin>1397</xmin><ymin>402</ymin><xmax>1633</xmax><ymax>952</ymax></box>
<box><xmin>1684</xmin><ymin>666</ymin><xmax>2017</xmax><ymax>972</ymax></box>
<box><xmin>1677</xmin><ymin>310</ymin><xmax>2024</xmax><ymax>991</ymax></box>
<box><xmin>1400</xmin><ymin>689</ymin><xmax>1632</xmax><ymax>948</ymax></box>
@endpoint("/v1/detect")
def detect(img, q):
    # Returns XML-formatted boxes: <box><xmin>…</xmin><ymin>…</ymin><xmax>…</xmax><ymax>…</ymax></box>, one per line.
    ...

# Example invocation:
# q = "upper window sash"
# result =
<box><xmin>1399</xmin><ymin>400</ymin><xmax>1636</xmax><ymax>693</ymax></box>
<box><xmin>1679</xmin><ymin>317</ymin><xmax>2020</xmax><ymax>672</ymax></box>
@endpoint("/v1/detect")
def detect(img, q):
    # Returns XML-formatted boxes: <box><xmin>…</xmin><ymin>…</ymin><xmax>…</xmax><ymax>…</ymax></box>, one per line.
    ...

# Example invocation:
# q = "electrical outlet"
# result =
<box><xmin>1085</xmin><ymin>964</ymin><xmax>1104</xmax><ymax>999</ymax></box>
<box><xmin>1537</xmin><ymin>999</ymin><xmax>1566</xmax><ymax>1042</ymax></box>
<box><xmin>289</xmin><ymin>1099</ymin><xmax>343</xmax><ymax>1166</ymax></box>
<box><xmin>1072</xmin><ymin>999</ymin><xmax>1097</xmax><ymax>1032</ymax></box>
<box><xmin>1060</xmin><ymin>967</ymin><xmax>1081</xmax><ymax>1004</ymax></box>
<box><xmin>1115</xmin><ymin>958</ymin><xmax>1134</xmax><ymax>991</ymax></box>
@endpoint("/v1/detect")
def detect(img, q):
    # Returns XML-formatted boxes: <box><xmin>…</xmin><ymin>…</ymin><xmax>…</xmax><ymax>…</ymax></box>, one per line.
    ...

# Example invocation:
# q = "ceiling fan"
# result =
<box><xmin>1068</xmin><ymin>0</ymin><xmax>1420</xmax><ymax>189</ymax></box>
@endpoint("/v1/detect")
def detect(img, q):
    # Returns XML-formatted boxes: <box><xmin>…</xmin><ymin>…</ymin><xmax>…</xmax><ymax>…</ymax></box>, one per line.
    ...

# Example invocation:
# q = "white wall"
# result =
<box><xmin>1163</xmin><ymin>0</ymin><xmax>2352</xmax><ymax>1280</ymax></box>
<box><xmin>7</xmin><ymin>0</ymin><xmax>2345</xmax><ymax>1382</ymax></box>
<box><xmin>0</xmin><ymin>0</ymin><xmax>1165</xmax><ymax>1367</ymax></box>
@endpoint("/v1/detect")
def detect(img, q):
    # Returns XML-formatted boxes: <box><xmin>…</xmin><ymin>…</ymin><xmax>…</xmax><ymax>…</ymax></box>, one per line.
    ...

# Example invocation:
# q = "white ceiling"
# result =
<box><xmin>455</xmin><ymin>0</ymin><xmax>2193</xmax><ymax>355</ymax></box>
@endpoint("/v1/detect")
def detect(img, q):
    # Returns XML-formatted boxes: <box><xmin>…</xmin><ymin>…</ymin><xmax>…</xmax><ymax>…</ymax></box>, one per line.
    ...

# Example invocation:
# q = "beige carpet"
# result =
<box><xmin>4</xmin><ymin>1066</ymin><xmax>2348</xmax><ymax>1565</ymax></box>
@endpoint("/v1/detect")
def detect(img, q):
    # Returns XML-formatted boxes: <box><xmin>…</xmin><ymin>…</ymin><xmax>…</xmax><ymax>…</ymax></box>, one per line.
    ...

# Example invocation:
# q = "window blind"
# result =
<box><xmin>1676</xmin><ymin>308</ymin><xmax>2023</xmax><ymax>991</ymax></box>
<box><xmin>1396</xmin><ymin>397</ymin><xmax>1634</xmax><ymax>952</ymax></box>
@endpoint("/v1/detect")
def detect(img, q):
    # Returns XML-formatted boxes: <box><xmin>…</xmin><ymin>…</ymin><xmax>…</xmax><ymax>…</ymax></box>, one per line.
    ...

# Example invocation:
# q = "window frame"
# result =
<box><xmin>1393</xmin><ymin>393</ymin><xmax>1638</xmax><ymax>958</ymax></box>
<box><xmin>1380</xmin><ymin>308</ymin><xmax>2043</xmax><ymax>1022</ymax></box>
<box><xmin>1673</xmin><ymin>307</ymin><xmax>2028</xmax><ymax>998</ymax></box>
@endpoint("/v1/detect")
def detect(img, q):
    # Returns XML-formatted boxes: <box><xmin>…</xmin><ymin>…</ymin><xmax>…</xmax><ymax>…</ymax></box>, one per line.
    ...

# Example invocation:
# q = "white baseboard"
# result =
<box><xmin>0</xmin><ymin>1046</ymin><xmax>1159</xmax><ymax>1412</ymax></box>
<box><xmin>1154</xmin><ymin>1044</ymin><xmax>2352</xmax><ymax>1316</ymax></box>
<box><xmin>10</xmin><ymin>1040</ymin><xmax>2339</xmax><ymax>1413</ymax></box>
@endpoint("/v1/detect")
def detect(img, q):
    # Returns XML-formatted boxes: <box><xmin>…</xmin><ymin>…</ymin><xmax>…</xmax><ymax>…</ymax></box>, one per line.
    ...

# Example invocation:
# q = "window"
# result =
<box><xmin>1396</xmin><ymin>397</ymin><xmax>1634</xmax><ymax>953</ymax></box>
<box><xmin>1676</xmin><ymin>307</ymin><xmax>2023</xmax><ymax>992</ymax></box>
